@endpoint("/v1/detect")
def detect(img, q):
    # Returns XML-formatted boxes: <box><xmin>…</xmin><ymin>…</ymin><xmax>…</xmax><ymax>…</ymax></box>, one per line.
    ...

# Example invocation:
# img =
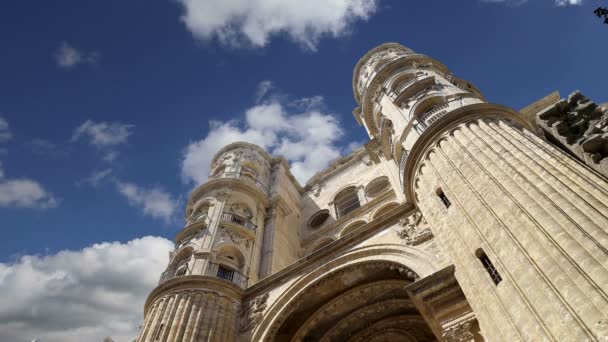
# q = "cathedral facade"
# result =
<box><xmin>136</xmin><ymin>43</ymin><xmax>608</xmax><ymax>342</ymax></box>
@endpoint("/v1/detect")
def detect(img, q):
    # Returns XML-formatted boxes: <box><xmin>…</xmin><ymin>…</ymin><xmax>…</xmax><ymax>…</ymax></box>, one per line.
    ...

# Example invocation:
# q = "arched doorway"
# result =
<box><xmin>265</xmin><ymin>260</ymin><xmax>435</xmax><ymax>341</ymax></box>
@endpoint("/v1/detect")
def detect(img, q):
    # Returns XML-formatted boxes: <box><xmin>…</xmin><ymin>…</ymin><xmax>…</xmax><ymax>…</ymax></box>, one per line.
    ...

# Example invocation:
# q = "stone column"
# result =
<box><xmin>413</xmin><ymin>117</ymin><xmax>608</xmax><ymax>341</ymax></box>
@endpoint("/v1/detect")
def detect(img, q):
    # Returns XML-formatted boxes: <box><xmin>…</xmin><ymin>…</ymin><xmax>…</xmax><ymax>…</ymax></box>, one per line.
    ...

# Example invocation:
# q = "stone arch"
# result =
<box><xmin>216</xmin><ymin>244</ymin><xmax>246</xmax><ymax>271</ymax></box>
<box><xmin>339</xmin><ymin>220</ymin><xmax>366</xmax><ymax>238</ymax></box>
<box><xmin>306</xmin><ymin>237</ymin><xmax>336</xmax><ymax>255</ymax></box>
<box><xmin>253</xmin><ymin>244</ymin><xmax>443</xmax><ymax>341</ymax></box>
<box><xmin>372</xmin><ymin>202</ymin><xmax>400</xmax><ymax>220</ymax></box>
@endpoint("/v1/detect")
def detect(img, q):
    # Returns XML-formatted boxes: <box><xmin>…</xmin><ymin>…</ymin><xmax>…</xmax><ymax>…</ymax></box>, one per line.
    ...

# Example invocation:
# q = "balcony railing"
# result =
<box><xmin>159</xmin><ymin>264</ymin><xmax>190</xmax><ymax>284</ymax></box>
<box><xmin>221</xmin><ymin>211</ymin><xmax>257</xmax><ymax>232</ymax></box>
<box><xmin>206</xmin><ymin>262</ymin><xmax>248</xmax><ymax>289</ymax></box>
<box><xmin>399</xmin><ymin>149</ymin><xmax>409</xmax><ymax>188</ymax></box>
<box><xmin>209</xmin><ymin>172</ymin><xmax>269</xmax><ymax>196</ymax></box>
<box><xmin>394</xmin><ymin>76</ymin><xmax>420</xmax><ymax>95</ymax></box>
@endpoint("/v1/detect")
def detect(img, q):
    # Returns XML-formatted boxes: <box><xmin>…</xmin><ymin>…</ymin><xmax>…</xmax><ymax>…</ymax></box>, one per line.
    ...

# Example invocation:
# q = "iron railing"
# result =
<box><xmin>206</xmin><ymin>262</ymin><xmax>248</xmax><ymax>289</ymax></box>
<box><xmin>209</xmin><ymin>172</ymin><xmax>269</xmax><ymax>196</ymax></box>
<box><xmin>159</xmin><ymin>264</ymin><xmax>190</xmax><ymax>284</ymax></box>
<box><xmin>399</xmin><ymin>149</ymin><xmax>409</xmax><ymax>188</ymax></box>
<box><xmin>221</xmin><ymin>211</ymin><xmax>257</xmax><ymax>232</ymax></box>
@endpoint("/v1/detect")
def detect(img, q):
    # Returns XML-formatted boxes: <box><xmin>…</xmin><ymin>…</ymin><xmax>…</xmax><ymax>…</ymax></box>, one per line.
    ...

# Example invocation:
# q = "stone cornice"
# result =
<box><xmin>304</xmin><ymin>147</ymin><xmax>370</xmax><ymax>188</ymax></box>
<box><xmin>143</xmin><ymin>275</ymin><xmax>243</xmax><ymax>315</ymax></box>
<box><xmin>210</xmin><ymin>141</ymin><xmax>273</xmax><ymax>169</ymax></box>
<box><xmin>243</xmin><ymin>201</ymin><xmax>415</xmax><ymax>299</ymax></box>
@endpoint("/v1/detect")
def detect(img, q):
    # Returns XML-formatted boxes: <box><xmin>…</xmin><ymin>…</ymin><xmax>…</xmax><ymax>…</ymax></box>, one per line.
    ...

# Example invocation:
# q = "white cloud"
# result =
<box><xmin>0</xmin><ymin>116</ymin><xmax>58</xmax><ymax>208</ymax></box>
<box><xmin>0</xmin><ymin>179</ymin><xmax>58</xmax><ymax>209</ymax></box>
<box><xmin>77</xmin><ymin>169</ymin><xmax>113</xmax><ymax>187</ymax></box>
<box><xmin>181</xmin><ymin>81</ymin><xmax>354</xmax><ymax>185</ymax></box>
<box><xmin>53</xmin><ymin>41</ymin><xmax>99</xmax><ymax>68</ymax></box>
<box><xmin>176</xmin><ymin>0</ymin><xmax>378</xmax><ymax>50</ymax></box>
<box><xmin>71</xmin><ymin>120</ymin><xmax>134</xmax><ymax>161</ymax></box>
<box><xmin>481</xmin><ymin>0</ymin><xmax>582</xmax><ymax>5</ymax></box>
<box><xmin>0</xmin><ymin>236</ymin><xmax>173</xmax><ymax>342</ymax></box>
<box><xmin>0</xmin><ymin>116</ymin><xmax>11</xmax><ymax>142</ymax></box>
<box><xmin>555</xmin><ymin>0</ymin><xmax>581</xmax><ymax>5</ymax></box>
<box><xmin>116</xmin><ymin>182</ymin><xmax>179</xmax><ymax>222</ymax></box>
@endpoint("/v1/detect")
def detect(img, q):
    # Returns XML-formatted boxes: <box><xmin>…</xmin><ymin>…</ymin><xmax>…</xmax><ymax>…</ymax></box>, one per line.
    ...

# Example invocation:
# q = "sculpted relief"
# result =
<box><xmin>397</xmin><ymin>211</ymin><xmax>434</xmax><ymax>246</ymax></box>
<box><xmin>240</xmin><ymin>293</ymin><xmax>269</xmax><ymax>333</ymax></box>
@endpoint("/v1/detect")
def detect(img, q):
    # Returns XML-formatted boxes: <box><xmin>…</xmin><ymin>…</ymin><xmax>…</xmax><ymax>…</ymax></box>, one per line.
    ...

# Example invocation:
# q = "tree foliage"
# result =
<box><xmin>594</xmin><ymin>7</ymin><xmax>608</xmax><ymax>25</ymax></box>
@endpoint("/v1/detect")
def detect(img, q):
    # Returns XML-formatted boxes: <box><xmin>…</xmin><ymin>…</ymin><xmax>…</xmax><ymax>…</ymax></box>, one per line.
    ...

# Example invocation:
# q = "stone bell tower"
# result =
<box><xmin>136</xmin><ymin>142</ymin><xmax>273</xmax><ymax>342</ymax></box>
<box><xmin>353</xmin><ymin>43</ymin><xmax>608</xmax><ymax>341</ymax></box>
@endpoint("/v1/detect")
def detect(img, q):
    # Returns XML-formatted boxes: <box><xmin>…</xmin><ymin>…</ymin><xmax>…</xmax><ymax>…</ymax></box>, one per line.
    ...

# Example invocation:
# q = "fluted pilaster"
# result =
<box><xmin>414</xmin><ymin>117</ymin><xmax>608</xmax><ymax>341</ymax></box>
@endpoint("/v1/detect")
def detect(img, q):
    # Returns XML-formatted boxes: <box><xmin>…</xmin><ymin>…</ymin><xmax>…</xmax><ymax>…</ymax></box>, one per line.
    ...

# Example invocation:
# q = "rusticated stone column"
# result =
<box><xmin>412</xmin><ymin>117</ymin><xmax>608</xmax><ymax>341</ymax></box>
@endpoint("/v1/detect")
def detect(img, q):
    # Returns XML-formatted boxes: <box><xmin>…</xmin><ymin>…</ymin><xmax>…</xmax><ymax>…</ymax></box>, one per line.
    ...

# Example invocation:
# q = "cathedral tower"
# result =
<box><xmin>353</xmin><ymin>43</ymin><xmax>608</xmax><ymax>340</ymax></box>
<box><xmin>137</xmin><ymin>143</ymin><xmax>274</xmax><ymax>342</ymax></box>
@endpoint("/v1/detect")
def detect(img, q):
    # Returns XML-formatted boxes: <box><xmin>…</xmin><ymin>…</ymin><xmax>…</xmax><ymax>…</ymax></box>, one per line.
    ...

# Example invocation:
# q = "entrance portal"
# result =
<box><xmin>270</xmin><ymin>261</ymin><xmax>435</xmax><ymax>341</ymax></box>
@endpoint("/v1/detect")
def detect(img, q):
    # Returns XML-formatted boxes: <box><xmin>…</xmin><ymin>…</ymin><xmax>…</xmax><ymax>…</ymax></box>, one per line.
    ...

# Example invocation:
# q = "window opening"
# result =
<box><xmin>437</xmin><ymin>188</ymin><xmax>451</xmax><ymax>208</ymax></box>
<box><xmin>477</xmin><ymin>249</ymin><xmax>502</xmax><ymax>285</ymax></box>
<box><xmin>154</xmin><ymin>323</ymin><xmax>164</xmax><ymax>341</ymax></box>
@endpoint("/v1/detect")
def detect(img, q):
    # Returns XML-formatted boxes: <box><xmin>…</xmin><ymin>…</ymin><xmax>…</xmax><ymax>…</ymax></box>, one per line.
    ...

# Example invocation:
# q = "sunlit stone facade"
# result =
<box><xmin>136</xmin><ymin>43</ymin><xmax>608</xmax><ymax>342</ymax></box>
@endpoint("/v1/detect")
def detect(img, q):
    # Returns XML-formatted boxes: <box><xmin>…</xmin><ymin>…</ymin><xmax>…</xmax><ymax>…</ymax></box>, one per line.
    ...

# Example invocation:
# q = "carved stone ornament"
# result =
<box><xmin>441</xmin><ymin>321</ymin><xmax>474</xmax><ymax>342</ymax></box>
<box><xmin>537</xmin><ymin>91</ymin><xmax>608</xmax><ymax>178</ymax></box>
<box><xmin>239</xmin><ymin>293</ymin><xmax>269</xmax><ymax>332</ymax></box>
<box><xmin>397</xmin><ymin>211</ymin><xmax>434</xmax><ymax>246</ymax></box>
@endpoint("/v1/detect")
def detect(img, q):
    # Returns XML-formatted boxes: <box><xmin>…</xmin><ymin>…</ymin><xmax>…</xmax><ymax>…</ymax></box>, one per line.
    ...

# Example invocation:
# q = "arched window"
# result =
<box><xmin>372</xmin><ymin>202</ymin><xmax>399</xmax><ymax>220</ymax></box>
<box><xmin>476</xmin><ymin>248</ymin><xmax>502</xmax><ymax>285</ymax></box>
<box><xmin>365</xmin><ymin>177</ymin><xmax>391</xmax><ymax>198</ymax></box>
<box><xmin>308</xmin><ymin>210</ymin><xmax>330</xmax><ymax>230</ymax></box>
<box><xmin>334</xmin><ymin>187</ymin><xmax>361</xmax><ymax>219</ymax></box>
<box><xmin>190</xmin><ymin>203</ymin><xmax>209</xmax><ymax>223</ymax></box>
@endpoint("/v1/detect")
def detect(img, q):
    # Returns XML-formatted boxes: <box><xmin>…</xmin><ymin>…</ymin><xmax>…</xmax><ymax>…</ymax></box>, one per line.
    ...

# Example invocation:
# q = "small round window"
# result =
<box><xmin>365</xmin><ymin>176</ymin><xmax>390</xmax><ymax>198</ymax></box>
<box><xmin>308</xmin><ymin>210</ymin><xmax>330</xmax><ymax>229</ymax></box>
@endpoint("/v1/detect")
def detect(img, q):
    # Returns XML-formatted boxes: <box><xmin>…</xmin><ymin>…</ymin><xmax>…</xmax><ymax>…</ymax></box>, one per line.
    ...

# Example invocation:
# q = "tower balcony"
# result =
<box><xmin>220</xmin><ymin>211</ymin><xmax>257</xmax><ymax>233</ymax></box>
<box><xmin>206</xmin><ymin>262</ymin><xmax>248</xmax><ymax>289</ymax></box>
<box><xmin>208</xmin><ymin>172</ymin><xmax>269</xmax><ymax>196</ymax></box>
<box><xmin>158</xmin><ymin>262</ymin><xmax>248</xmax><ymax>289</ymax></box>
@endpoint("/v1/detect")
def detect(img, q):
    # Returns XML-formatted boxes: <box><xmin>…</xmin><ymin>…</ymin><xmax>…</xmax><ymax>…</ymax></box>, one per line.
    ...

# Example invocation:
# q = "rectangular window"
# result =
<box><xmin>478</xmin><ymin>250</ymin><xmax>502</xmax><ymax>285</ymax></box>
<box><xmin>437</xmin><ymin>189</ymin><xmax>451</xmax><ymax>208</ymax></box>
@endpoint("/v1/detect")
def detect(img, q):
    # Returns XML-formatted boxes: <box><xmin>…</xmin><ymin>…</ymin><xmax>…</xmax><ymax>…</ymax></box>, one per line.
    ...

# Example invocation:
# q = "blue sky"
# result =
<box><xmin>0</xmin><ymin>0</ymin><xmax>606</xmax><ymax>340</ymax></box>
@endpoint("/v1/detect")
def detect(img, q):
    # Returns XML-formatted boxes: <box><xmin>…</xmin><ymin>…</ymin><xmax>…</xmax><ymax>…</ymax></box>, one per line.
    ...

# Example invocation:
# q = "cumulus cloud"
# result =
<box><xmin>116</xmin><ymin>182</ymin><xmax>179</xmax><ymax>222</ymax></box>
<box><xmin>181</xmin><ymin>81</ymin><xmax>354</xmax><ymax>185</ymax></box>
<box><xmin>0</xmin><ymin>236</ymin><xmax>173</xmax><ymax>342</ymax></box>
<box><xmin>0</xmin><ymin>116</ymin><xmax>11</xmax><ymax>142</ymax></box>
<box><xmin>77</xmin><ymin>169</ymin><xmax>113</xmax><ymax>187</ymax></box>
<box><xmin>53</xmin><ymin>41</ymin><xmax>99</xmax><ymax>68</ymax></box>
<box><xmin>0</xmin><ymin>116</ymin><xmax>58</xmax><ymax>208</ymax></box>
<box><xmin>0</xmin><ymin>179</ymin><xmax>58</xmax><ymax>208</ymax></box>
<box><xmin>71</xmin><ymin>120</ymin><xmax>134</xmax><ymax>161</ymax></box>
<box><xmin>176</xmin><ymin>0</ymin><xmax>378</xmax><ymax>50</ymax></box>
